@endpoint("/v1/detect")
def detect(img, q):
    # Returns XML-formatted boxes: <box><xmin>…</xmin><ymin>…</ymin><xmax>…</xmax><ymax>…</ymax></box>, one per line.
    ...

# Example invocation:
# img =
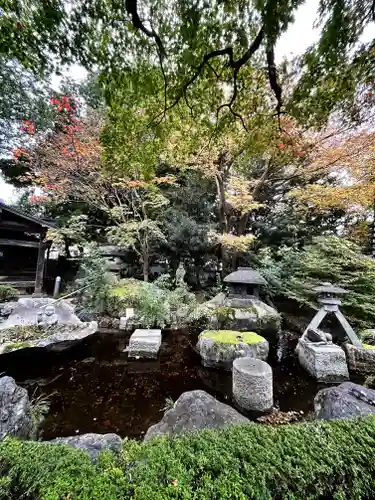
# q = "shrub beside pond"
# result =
<box><xmin>1</xmin><ymin>416</ymin><xmax>375</xmax><ymax>499</ymax></box>
<box><xmin>0</xmin><ymin>285</ymin><xmax>18</xmax><ymax>302</ymax></box>
<box><xmin>107</xmin><ymin>278</ymin><xmax>209</xmax><ymax>328</ymax></box>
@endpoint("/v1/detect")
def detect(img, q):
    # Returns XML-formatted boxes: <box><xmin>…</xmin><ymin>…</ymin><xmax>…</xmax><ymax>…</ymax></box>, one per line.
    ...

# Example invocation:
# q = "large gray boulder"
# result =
<box><xmin>314</xmin><ymin>382</ymin><xmax>375</xmax><ymax>420</ymax></box>
<box><xmin>0</xmin><ymin>302</ymin><xmax>18</xmax><ymax>318</ymax></box>
<box><xmin>206</xmin><ymin>293</ymin><xmax>280</xmax><ymax>338</ymax></box>
<box><xmin>144</xmin><ymin>390</ymin><xmax>250</xmax><ymax>441</ymax></box>
<box><xmin>0</xmin><ymin>321</ymin><xmax>98</xmax><ymax>355</ymax></box>
<box><xmin>0</xmin><ymin>298</ymin><xmax>82</xmax><ymax>331</ymax></box>
<box><xmin>47</xmin><ymin>433</ymin><xmax>122</xmax><ymax>461</ymax></box>
<box><xmin>197</xmin><ymin>330</ymin><xmax>269</xmax><ymax>370</ymax></box>
<box><xmin>0</xmin><ymin>376</ymin><xmax>36</xmax><ymax>440</ymax></box>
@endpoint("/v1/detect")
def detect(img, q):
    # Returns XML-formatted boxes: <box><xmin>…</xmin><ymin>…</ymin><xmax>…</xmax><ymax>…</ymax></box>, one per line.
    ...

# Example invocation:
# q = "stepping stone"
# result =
<box><xmin>128</xmin><ymin>329</ymin><xmax>162</xmax><ymax>359</ymax></box>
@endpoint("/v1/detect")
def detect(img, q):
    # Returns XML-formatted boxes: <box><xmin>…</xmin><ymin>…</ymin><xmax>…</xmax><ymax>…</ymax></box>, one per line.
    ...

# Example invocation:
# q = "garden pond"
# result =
<box><xmin>0</xmin><ymin>328</ymin><xmax>365</xmax><ymax>440</ymax></box>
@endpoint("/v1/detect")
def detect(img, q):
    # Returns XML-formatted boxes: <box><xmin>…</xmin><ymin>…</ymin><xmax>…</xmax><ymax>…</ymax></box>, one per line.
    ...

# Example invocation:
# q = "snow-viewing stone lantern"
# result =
<box><xmin>304</xmin><ymin>282</ymin><xmax>362</xmax><ymax>347</ymax></box>
<box><xmin>204</xmin><ymin>267</ymin><xmax>280</xmax><ymax>338</ymax></box>
<box><xmin>224</xmin><ymin>267</ymin><xmax>267</xmax><ymax>299</ymax></box>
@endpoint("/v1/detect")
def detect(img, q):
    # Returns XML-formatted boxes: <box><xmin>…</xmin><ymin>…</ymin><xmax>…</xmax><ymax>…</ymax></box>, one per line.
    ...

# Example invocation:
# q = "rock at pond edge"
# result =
<box><xmin>205</xmin><ymin>294</ymin><xmax>281</xmax><ymax>339</ymax></box>
<box><xmin>296</xmin><ymin>338</ymin><xmax>349</xmax><ymax>383</ymax></box>
<box><xmin>344</xmin><ymin>343</ymin><xmax>375</xmax><ymax>374</ymax></box>
<box><xmin>47</xmin><ymin>433</ymin><xmax>123</xmax><ymax>461</ymax></box>
<box><xmin>314</xmin><ymin>382</ymin><xmax>375</xmax><ymax>420</ymax></box>
<box><xmin>0</xmin><ymin>321</ymin><xmax>98</xmax><ymax>355</ymax></box>
<box><xmin>144</xmin><ymin>389</ymin><xmax>251</xmax><ymax>441</ymax></box>
<box><xmin>0</xmin><ymin>375</ymin><xmax>36</xmax><ymax>440</ymax></box>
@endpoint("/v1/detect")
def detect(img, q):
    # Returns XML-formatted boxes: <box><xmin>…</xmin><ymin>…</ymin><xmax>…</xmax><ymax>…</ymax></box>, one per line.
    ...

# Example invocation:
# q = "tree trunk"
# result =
<box><xmin>64</xmin><ymin>238</ymin><xmax>71</xmax><ymax>258</ymax></box>
<box><xmin>215</xmin><ymin>172</ymin><xmax>229</xmax><ymax>276</ymax></box>
<box><xmin>169</xmin><ymin>258</ymin><xmax>180</xmax><ymax>284</ymax></box>
<box><xmin>143</xmin><ymin>257</ymin><xmax>149</xmax><ymax>282</ymax></box>
<box><xmin>231</xmin><ymin>252</ymin><xmax>237</xmax><ymax>271</ymax></box>
<box><xmin>142</xmin><ymin>239</ymin><xmax>149</xmax><ymax>282</ymax></box>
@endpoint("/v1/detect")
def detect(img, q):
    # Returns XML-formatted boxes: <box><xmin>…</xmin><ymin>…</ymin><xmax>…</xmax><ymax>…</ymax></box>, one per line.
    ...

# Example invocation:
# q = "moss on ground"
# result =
<box><xmin>200</xmin><ymin>330</ymin><xmax>265</xmax><ymax>344</ymax></box>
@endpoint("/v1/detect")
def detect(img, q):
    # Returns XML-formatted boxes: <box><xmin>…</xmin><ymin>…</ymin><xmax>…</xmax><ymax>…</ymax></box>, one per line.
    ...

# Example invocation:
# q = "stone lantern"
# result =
<box><xmin>203</xmin><ymin>266</ymin><xmax>280</xmax><ymax>338</ymax></box>
<box><xmin>304</xmin><ymin>282</ymin><xmax>362</xmax><ymax>347</ymax></box>
<box><xmin>224</xmin><ymin>267</ymin><xmax>266</xmax><ymax>299</ymax></box>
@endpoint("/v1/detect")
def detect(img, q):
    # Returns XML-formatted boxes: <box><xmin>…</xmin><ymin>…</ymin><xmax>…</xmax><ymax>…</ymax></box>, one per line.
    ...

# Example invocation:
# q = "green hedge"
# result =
<box><xmin>1</xmin><ymin>417</ymin><xmax>375</xmax><ymax>499</ymax></box>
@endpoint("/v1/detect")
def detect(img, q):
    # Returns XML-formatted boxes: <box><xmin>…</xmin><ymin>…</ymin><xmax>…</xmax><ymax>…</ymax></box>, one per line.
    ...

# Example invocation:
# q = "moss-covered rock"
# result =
<box><xmin>205</xmin><ymin>294</ymin><xmax>281</xmax><ymax>340</ymax></box>
<box><xmin>197</xmin><ymin>329</ymin><xmax>269</xmax><ymax>370</ymax></box>
<box><xmin>0</xmin><ymin>341</ymin><xmax>32</xmax><ymax>354</ymax></box>
<box><xmin>0</xmin><ymin>322</ymin><xmax>98</xmax><ymax>356</ymax></box>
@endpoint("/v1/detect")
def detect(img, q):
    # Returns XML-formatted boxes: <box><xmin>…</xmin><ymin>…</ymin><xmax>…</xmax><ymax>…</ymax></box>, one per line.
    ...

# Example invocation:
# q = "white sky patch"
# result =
<box><xmin>0</xmin><ymin>176</ymin><xmax>19</xmax><ymax>203</ymax></box>
<box><xmin>51</xmin><ymin>63</ymin><xmax>88</xmax><ymax>91</ymax></box>
<box><xmin>275</xmin><ymin>0</ymin><xmax>320</xmax><ymax>63</ymax></box>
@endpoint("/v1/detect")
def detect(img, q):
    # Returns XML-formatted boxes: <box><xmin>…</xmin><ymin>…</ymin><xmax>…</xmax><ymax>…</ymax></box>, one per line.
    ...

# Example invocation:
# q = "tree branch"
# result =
<box><xmin>125</xmin><ymin>0</ymin><xmax>166</xmax><ymax>59</ymax></box>
<box><xmin>152</xmin><ymin>26</ymin><xmax>265</xmax><ymax>126</ymax></box>
<box><xmin>266</xmin><ymin>42</ymin><xmax>282</xmax><ymax>128</ymax></box>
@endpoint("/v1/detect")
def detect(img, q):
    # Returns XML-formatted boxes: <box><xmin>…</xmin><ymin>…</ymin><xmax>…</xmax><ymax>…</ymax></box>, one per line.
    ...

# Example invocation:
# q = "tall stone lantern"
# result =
<box><xmin>303</xmin><ymin>282</ymin><xmax>362</xmax><ymax>347</ymax></box>
<box><xmin>224</xmin><ymin>267</ymin><xmax>267</xmax><ymax>299</ymax></box>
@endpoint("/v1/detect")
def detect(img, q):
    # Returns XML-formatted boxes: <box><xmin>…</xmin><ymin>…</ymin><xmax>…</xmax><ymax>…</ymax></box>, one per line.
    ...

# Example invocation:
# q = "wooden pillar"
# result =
<box><xmin>34</xmin><ymin>231</ymin><xmax>46</xmax><ymax>296</ymax></box>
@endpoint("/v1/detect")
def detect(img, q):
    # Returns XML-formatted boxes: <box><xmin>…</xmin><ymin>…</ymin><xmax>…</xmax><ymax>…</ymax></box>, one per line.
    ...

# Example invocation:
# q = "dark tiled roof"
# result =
<box><xmin>0</xmin><ymin>201</ymin><xmax>56</xmax><ymax>228</ymax></box>
<box><xmin>224</xmin><ymin>267</ymin><xmax>267</xmax><ymax>285</ymax></box>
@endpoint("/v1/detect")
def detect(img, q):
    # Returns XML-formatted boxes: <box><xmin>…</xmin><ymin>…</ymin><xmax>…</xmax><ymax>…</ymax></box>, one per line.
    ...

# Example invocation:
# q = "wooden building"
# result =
<box><xmin>0</xmin><ymin>202</ymin><xmax>55</xmax><ymax>294</ymax></box>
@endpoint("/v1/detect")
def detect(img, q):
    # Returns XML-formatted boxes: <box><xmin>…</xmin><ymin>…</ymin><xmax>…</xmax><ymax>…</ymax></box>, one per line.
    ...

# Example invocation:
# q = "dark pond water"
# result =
<box><xmin>0</xmin><ymin>329</ymin><xmax>343</xmax><ymax>440</ymax></box>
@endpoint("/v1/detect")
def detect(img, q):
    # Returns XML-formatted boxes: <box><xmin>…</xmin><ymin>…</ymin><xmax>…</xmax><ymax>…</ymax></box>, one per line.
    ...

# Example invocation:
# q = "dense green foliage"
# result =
<box><xmin>2</xmin><ymin>0</ymin><xmax>374</xmax><ymax>127</ymax></box>
<box><xmin>258</xmin><ymin>235</ymin><xmax>375</xmax><ymax>329</ymax></box>
<box><xmin>108</xmin><ymin>274</ymin><xmax>209</xmax><ymax>328</ymax></box>
<box><xmin>72</xmin><ymin>247</ymin><xmax>115</xmax><ymax>315</ymax></box>
<box><xmin>0</xmin><ymin>285</ymin><xmax>18</xmax><ymax>302</ymax></box>
<box><xmin>1</xmin><ymin>417</ymin><xmax>375</xmax><ymax>499</ymax></box>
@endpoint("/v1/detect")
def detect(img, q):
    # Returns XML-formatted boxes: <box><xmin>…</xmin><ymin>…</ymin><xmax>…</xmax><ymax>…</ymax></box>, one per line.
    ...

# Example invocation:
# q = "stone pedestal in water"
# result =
<box><xmin>296</xmin><ymin>337</ymin><xmax>349</xmax><ymax>383</ymax></box>
<box><xmin>128</xmin><ymin>329</ymin><xmax>162</xmax><ymax>359</ymax></box>
<box><xmin>232</xmin><ymin>357</ymin><xmax>273</xmax><ymax>412</ymax></box>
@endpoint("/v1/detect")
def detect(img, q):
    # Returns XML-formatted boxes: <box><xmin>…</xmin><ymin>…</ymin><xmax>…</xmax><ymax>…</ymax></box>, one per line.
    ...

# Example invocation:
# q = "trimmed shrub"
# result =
<box><xmin>0</xmin><ymin>439</ymin><xmax>127</xmax><ymax>499</ymax></box>
<box><xmin>1</xmin><ymin>417</ymin><xmax>375</xmax><ymax>499</ymax></box>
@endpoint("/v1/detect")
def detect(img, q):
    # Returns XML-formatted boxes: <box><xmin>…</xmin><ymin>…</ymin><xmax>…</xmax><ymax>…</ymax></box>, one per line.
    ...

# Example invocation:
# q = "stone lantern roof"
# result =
<box><xmin>312</xmin><ymin>282</ymin><xmax>348</xmax><ymax>295</ymax></box>
<box><xmin>224</xmin><ymin>267</ymin><xmax>267</xmax><ymax>285</ymax></box>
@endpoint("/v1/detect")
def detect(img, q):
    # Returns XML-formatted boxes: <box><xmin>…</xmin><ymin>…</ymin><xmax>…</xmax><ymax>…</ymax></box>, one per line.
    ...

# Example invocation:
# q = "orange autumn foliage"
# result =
<box><xmin>291</xmin><ymin>128</ymin><xmax>375</xmax><ymax>213</ymax></box>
